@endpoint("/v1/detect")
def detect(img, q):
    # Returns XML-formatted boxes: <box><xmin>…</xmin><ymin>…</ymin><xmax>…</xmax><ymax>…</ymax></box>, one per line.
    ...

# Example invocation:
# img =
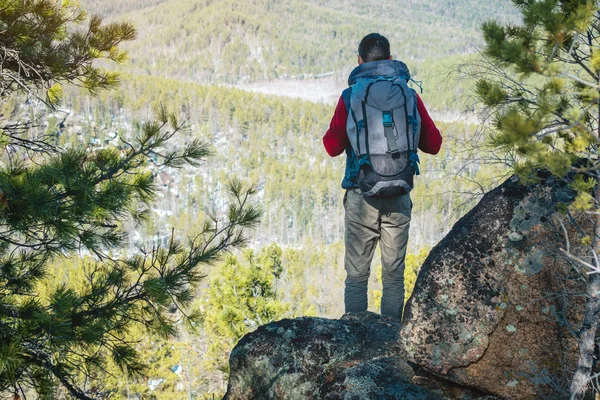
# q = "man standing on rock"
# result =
<box><xmin>323</xmin><ymin>33</ymin><xmax>442</xmax><ymax>321</ymax></box>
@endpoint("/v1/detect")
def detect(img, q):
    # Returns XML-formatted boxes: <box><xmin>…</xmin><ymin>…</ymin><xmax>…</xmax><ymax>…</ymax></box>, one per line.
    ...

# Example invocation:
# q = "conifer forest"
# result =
<box><xmin>1</xmin><ymin>0</ymin><xmax>600</xmax><ymax>399</ymax></box>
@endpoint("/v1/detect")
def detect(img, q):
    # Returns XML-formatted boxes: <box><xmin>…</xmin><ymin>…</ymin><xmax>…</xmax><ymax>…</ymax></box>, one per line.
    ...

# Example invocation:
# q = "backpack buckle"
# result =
<box><xmin>382</xmin><ymin>112</ymin><xmax>393</xmax><ymax>127</ymax></box>
<box><xmin>410</xmin><ymin>152</ymin><xmax>420</xmax><ymax>175</ymax></box>
<box><xmin>357</xmin><ymin>119</ymin><xmax>365</xmax><ymax>131</ymax></box>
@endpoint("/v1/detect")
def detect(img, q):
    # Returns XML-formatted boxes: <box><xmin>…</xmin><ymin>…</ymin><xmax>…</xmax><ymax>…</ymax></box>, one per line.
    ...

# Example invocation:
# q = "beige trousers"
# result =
<box><xmin>343</xmin><ymin>188</ymin><xmax>411</xmax><ymax>320</ymax></box>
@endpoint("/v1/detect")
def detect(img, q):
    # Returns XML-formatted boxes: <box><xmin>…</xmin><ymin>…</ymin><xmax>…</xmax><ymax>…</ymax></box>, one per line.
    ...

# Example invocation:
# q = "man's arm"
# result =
<box><xmin>417</xmin><ymin>95</ymin><xmax>442</xmax><ymax>155</ymax></box>
<box><xmin>323</xmin><ymin>95</ymin><xmax>349</xmax><ymax>157</ymax></box>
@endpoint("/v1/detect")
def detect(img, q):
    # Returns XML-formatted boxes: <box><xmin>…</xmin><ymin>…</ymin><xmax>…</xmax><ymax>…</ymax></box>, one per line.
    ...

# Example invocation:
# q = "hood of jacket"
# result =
<box><xmin>347</xmin><ymin>59</ymin><xmax>410</xmax><ymax>86</ymax></box>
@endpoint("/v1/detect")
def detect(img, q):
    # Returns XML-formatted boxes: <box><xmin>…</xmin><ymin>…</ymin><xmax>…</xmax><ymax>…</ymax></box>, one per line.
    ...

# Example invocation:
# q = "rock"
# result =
<box><xmin>401</xmin><ymin>174</ymin><xmax>586</xmax><ymax>399</ymax></box>
<box><xmin>321</xmin><ymin>356</ymin><xmax>446</xmax><ymax>400</ymax></box>
<box><xmin>224</xmin><ymin>312</ymin><xmax>448</xmax><ymax>399</ymax></box>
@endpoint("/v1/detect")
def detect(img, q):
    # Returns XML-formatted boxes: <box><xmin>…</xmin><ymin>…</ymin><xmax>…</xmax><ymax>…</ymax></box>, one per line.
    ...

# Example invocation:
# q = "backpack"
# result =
<box><xmin>346</xmin><ymin>63</ymin><xmax>421</xmax><ymax>197</ymax></box>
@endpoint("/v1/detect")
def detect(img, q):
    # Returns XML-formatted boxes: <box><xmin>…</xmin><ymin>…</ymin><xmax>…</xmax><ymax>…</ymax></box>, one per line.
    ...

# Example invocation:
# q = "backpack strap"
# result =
<box><xmin>341</xmin><ymin>88</ymin><xmax>352</xmax><ymax>111</ymax></box>
<box><xmin>382</xmin><ymin>111</ymin><xmax>400</xmax><ymax>159</ymax></box>
<box><xmin>408</xmin><ymin>100</ymin><xmax>419</xmax><ymax>146</ymax></box>
<box><xmin>361</xmin><ymin>100</ymin><xmax>370</xmax><ymax>158</ymax></box>
<box><xmin>350</xmin><ymin>107</ymin><xmax>362</xmax><ymax>155</ymax></box>
<box><xmin>409</xmin><ymin>78</ymin><xmax>423</xmax><ymax>93</ymax></box>
<box><xmin>410</xmin><ymin>152</ymin><xmax>420</xmax><ymax>175</ymax></box>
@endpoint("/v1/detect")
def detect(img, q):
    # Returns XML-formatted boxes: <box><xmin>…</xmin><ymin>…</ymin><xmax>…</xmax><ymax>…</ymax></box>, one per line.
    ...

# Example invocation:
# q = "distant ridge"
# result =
<box><xmin>80</xmin><ymin>0</ymin><xmax>520</xmax><ymax>84</ymax></box>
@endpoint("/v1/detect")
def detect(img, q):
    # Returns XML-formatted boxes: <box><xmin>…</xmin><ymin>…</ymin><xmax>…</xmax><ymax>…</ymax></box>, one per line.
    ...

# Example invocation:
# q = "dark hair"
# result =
<box><xmin>358</xmin><ymin>33</ymin><xmax>390</xmax><ymax>63</ymax></box>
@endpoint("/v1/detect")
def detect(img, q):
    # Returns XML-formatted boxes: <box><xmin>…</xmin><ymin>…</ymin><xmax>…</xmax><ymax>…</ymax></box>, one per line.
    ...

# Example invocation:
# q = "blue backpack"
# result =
<box><xmin>345</xmin><ymin>60</ymin><xmax>421</xmax><ymax>197</ymax></box>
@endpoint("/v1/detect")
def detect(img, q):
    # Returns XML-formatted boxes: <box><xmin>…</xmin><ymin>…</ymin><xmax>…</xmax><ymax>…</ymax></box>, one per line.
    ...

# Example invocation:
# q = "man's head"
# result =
<box><xmin>358</xmin><ymin>33</ymin><xmax>391</xmax><ymax>65</ymax></box>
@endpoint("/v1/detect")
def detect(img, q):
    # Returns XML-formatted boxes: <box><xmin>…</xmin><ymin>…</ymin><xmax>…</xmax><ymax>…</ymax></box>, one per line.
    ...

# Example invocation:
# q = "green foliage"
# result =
<box><xmin>404</xmin><ymin>248</ymin><xmax>431</xmax><ymax>300</ymax></box>
<box><xmin>476</xmin><ymin>80</ymin><xmax>508</xmax><ymax>107</ymax></box>
<box><xmin>0</xmin><ymin>0</ymin><xmax>135</xmax><ymax>97</ymax></box>
<box><xmin>371</xmin><ymin>247</ymin><xmax>430</xmax><ymax>311</ymax></box>
<box><xmin>201</xmin><ymin>245</ymin><xmax>288</xmax><ymax>382</ymax></box>
<box><xmin>0</xmin><ymin>2</ymin><xmax>261</xmax><ymax>399</ymax></box>
<box><xmin>477</xmin><ymin>0</ymin><xmax>600</xmax><ymax>179</ymax></box>
<box><xmin>569</xmin><ymin>174</ymin><xmax>597</xmax><ymax>192</ymax></box>
<box><xmin>278</xmin><ymin>241</ymin><xmax>346</xmax><ymax>318</ymax></box>
<box><xmin>569</xmin><ymin>172</ymin><xmax>596</xmax><ymax>211</ymax></box>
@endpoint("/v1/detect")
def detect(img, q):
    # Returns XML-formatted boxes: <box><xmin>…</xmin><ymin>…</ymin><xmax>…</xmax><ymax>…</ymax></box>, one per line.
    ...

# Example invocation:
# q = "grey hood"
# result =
<box><xmin>348</xmin><ymin>60</ymin><xmax>410</xmax><ymax>86</ymax></box>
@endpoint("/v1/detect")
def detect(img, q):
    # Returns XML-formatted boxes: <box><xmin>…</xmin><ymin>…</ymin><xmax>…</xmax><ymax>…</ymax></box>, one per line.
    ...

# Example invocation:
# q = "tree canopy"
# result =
<box><xmin>0</xmin><ymin>1</ymin><xmax>260</xmax><ymax>399</ymax></box>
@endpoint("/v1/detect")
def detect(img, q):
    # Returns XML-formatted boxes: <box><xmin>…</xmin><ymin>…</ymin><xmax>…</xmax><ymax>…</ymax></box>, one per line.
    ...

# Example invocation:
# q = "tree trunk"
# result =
<box><xmin>570</xmin><ymin>184</ymin><xmax>600</xmax><ymax>400</ymax></box>
<box><xmin>570</xmin><ymin>272</ymin><xmax>600</xmax><ymax>399</ymax></box>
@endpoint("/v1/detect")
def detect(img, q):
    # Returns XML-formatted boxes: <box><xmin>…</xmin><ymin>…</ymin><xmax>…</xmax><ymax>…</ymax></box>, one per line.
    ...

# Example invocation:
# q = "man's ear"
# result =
<box><xmin>389</xmin><ymin>55</ymin><xmax>393</xmax><ymax>60</ymax></box>
<box><xmin>358</xmin><ymin>55</ymin><xmax>364</xmax><ymax>65</ymax></box>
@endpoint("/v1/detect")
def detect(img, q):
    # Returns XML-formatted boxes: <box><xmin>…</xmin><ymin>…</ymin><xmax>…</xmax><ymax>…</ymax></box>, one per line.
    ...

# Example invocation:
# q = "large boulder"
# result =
<box><xmin>401</xmin><ymin>174</ymin><xmax>586</xmax><ymax>399</ymax></box>
<box><xmin>225</xmin><ymin>312</ymin><xmax>467</xmax><ymax>399</ymax></box>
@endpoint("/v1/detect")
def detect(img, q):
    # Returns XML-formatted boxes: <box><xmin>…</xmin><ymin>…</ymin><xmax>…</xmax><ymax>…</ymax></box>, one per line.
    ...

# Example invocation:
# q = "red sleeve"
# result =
<box><xmin>417</xmin><ymin>95</ymin><xmax>442</xmax><ymax>155</ymax></box>
<box><xmin>323</xmin><ymin>96</ymin><xmax>349</xmax><ymax>157</ymax></box>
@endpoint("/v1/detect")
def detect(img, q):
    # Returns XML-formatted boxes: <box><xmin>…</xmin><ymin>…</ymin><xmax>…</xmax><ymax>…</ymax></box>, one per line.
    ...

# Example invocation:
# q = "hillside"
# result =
<box><xmin>80</xmin><ymin>0</ymin><xmax>520</xmax><ymax>84</ymax></box>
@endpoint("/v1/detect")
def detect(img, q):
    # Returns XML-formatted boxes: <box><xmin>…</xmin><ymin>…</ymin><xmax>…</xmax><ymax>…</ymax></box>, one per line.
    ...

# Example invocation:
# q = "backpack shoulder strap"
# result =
<box><xmin>341</xmin><ymin>87</ymin><xmax>352</xmax><ymax>111</ymax></box>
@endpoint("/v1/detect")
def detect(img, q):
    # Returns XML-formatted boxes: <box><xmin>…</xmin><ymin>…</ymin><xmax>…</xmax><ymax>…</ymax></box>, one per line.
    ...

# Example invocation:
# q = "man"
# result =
<box><xmin>323</xmin><ymin>33</ymin><xmax>442</xmax><ymax>321</ymax></box>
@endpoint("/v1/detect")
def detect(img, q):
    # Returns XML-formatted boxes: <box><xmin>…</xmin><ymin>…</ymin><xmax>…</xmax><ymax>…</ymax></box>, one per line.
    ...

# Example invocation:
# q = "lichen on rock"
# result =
<box><xmin>400</xmin><ymin>174</ymin><xmax>584</xmax><ymax>399</ymax></box>
<box><xmin>225</xmin><ymin>312</ymin><xmax>450</xmax><ymax>399</ymax></box>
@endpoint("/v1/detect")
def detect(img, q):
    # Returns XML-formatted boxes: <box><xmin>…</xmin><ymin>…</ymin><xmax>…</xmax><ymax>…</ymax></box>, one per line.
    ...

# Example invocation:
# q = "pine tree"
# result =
<box><xmin>476</xmin><ymin>1</ymin><xmax>600</xmax><ymax>398</ymax></box>
<box><xmin>201</xmin><ymin>245</ymin><xmax>288</xmax><ymax>394</ymax></box>
<box><xmin>0</xmin><ymin>1</ymin><xmax>260</xmax><ymax>399</ymax></box>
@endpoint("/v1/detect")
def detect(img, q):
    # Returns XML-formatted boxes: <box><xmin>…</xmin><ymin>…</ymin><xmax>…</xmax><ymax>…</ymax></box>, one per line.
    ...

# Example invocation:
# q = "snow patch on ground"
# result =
<box><xmin>229</xmin><ymin>75</ymin><xmax>345</xmax><ymax>105</ymax></box>
<box><xmin>231</xmin><ymin>76</ymin><xmax>480</xmax><ymax>124</ymax></box>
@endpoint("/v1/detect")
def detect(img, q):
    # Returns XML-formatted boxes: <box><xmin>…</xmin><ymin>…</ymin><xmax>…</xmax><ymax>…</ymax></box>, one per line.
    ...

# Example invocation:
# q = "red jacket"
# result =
<box><xmin>323</xmin><ymin>94</ymin><xmax>442</xmax><ymax>157</ymax></box>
